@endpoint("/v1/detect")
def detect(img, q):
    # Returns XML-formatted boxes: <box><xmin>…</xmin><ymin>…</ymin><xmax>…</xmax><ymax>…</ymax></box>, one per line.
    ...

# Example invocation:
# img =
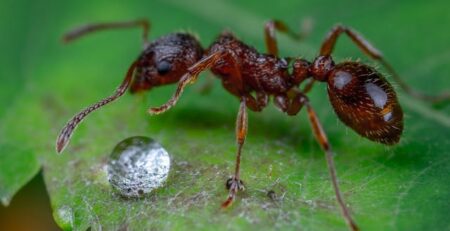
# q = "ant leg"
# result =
<box><xmin>304</xmin><ymin>98</ymin><xmax>359</xmax><ymax>231</ymax></box>
<box><xmin>320</xmin><ymin>25</ymin><xmax>449</xmax><ymax>103</ymax></box>
<box><xmin>274</xmin><ymin>94</ymin><xmax>289</xmax><ymax>112</ymax></box>
<box><xmin>275</xmin><ymin>91</ymin><xmax>359</xmax><ymax>231</ymax></box>
<box><xmin>245</xmin><ymin>92</ymin><xmax>268</xmax><ymax>112</ymax></box>
<box><xmin>274</xmin><ymin>91</ymin><xmax>307</xmax><ymax>115</ymax></box>
<box><xmin>148</xmin><ymin>51</ymin><xmax>227</xmax><ymax>115</ymax></box>
<box><xmin>222</xmin><ymin>97</ymin><xmax>248</xmax><ymax>208</ymax></box>
<box><xmin>302</xmin><ymin>79</ymin><xmax>316</xmax><ymax>94</ymax></box>
<box><xmin>63</xmin><ymin>19</ymin><xmax>150</xmax><ymax>49</ymax></box>
<box><xmin>56</xmin><ymin>61</ymin><xmax>138</xmax><ymax>153</ymax></box>
<box><xmin>264</xmin><ymin>19</ymin><xmax>311</xmax><ymax>56</ymax></box>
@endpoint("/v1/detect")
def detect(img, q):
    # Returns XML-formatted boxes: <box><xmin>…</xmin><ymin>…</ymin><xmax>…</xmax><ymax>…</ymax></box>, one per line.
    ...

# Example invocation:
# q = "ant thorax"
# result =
<box><xmin>208</xmin><ymin>32</ymin><xmax>293</xmax><ymax>94</ymax></box>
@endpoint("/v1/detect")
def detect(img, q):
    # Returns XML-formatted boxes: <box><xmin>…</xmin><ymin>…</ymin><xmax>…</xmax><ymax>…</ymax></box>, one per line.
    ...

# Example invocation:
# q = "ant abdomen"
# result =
<box><xmin>327</xmin><ymin>62</ymin><xmax>403</xmax><ymax>144</ymax></box>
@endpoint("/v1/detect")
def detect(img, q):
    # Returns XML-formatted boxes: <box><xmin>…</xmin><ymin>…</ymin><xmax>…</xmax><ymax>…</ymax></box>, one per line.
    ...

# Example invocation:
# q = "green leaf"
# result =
<box><xmin>1</xmin><ymin>0</ymin><xmax>450</xmax><ymax>230</ymax></box>
<box><xmin>0</xmin><ymin>0</ymin><xmax>41</xmax><ymax>206</ymax></box>
<box><xmin>0</xmin><ymin>144</ymin><xmax>40</xmax><ymax>206</ymax></box>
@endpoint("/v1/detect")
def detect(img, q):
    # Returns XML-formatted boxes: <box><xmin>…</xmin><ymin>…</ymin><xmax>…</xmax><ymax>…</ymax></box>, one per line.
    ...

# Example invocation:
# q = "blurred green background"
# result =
<box><xmin>1</xmin><ymin>0</ymin><xmax>449</xmax><ymax>230</ymax></box>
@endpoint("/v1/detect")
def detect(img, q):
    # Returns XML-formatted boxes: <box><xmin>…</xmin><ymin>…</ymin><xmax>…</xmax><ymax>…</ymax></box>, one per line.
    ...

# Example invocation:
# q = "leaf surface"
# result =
<box><xmin>1</xmin><ymin>0</ymin><xmax>449</xmax><ymax>230</ymax></box>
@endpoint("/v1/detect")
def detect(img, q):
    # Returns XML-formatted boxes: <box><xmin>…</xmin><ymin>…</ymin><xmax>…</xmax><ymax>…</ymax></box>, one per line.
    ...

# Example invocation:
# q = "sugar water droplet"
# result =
<box><xmin>107</xmin><ymin>136</ymin><xmax>170</xmax><ymax>197</ymax></box>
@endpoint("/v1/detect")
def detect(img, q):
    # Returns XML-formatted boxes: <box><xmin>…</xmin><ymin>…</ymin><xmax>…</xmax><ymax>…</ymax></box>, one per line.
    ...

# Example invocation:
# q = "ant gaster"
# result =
<box><xmin>56</xmin><ymin>19</ymin><xmax>450</xmax><ymax>231</ymax></box>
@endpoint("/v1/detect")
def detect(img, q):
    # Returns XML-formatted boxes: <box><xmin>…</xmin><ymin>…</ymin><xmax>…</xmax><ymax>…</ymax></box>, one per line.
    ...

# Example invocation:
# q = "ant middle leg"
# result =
<box><xmin>63</xmin><ymin>19</ymin><xmax>150</xmax><ymax>49</ymax></box>
<box><xmin>320</xmin><ymin>25</ymin><xmax>449</xmax><ymax>103</ymax></box>
<box><xmin>222</xmin><ymin>97</ymin><xmax>248</xmax><ymax>208</ymax></box>
<box><xmin>274</xmin><ymin>90</ymin><xmax>308</xmax><ymax>115</ymax></box>
<box><xmin>215</xmin><ymin>92</ymin><xmax>259</xmax><ymax>207</ymax></box>
<box><xmin>275</xmin><ymin>90</ymin><xmax>359</xmax><ymax>231</ymax></box>
<box><xmin>264</xmin><ymin>19</ymin><xmax>312</xmax><ymax>56</ymax></box>
<box><xmin>301</xmin><ymin>78</ymin><xmax>316</xmax><ymax>94</ymax></box>
<box><xmin>245</xmin><ymin>92</ymin><xmax>268</xmax><ymax>112</ymax></box>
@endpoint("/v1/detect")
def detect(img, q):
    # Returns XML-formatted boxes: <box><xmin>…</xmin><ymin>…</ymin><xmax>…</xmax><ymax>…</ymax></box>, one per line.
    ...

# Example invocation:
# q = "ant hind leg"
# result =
<box><xmin>303</xmin><ymin>97</ymin><xmax>359</xmax><ymax>231</ymax></box>
<box><xmin>264</xmin><ymin>19</ymin><xmax>312</xmax><ymax>56</ymax></box>
<box><xmin>275</xmin><ymin>90</ymin><xmax>359</xmax><ymax>231</ymax></box>
<box><xmin>320</xmin><ymin>24</ymin><xmax>450</xmax><ymax>103</ymax></box>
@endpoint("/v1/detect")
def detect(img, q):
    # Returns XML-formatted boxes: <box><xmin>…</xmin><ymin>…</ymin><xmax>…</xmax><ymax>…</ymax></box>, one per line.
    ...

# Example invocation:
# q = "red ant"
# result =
<box><xmin>56</xmin><ymin>19</ymin><xmax>449</xmax><ymax>231</ymax></box>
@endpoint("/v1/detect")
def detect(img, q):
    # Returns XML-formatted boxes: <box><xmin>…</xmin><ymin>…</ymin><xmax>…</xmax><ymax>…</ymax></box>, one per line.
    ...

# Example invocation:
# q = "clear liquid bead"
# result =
<box><xmin>107</xmin><ymin>136</ymin><xmax>170</xmax><ymax>197</ymax></box>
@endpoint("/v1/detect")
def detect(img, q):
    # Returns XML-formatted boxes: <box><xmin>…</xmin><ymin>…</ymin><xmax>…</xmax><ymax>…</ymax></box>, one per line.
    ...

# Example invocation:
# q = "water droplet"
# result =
<box><xmin>107</xmin><ymin>136</ymin><xmax>170</xmax><ymax>197</ymax></box>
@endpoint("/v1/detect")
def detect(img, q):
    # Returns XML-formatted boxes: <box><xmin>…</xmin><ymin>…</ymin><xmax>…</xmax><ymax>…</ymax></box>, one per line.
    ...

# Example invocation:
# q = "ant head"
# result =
<box><xmin>327</xmin><ymin>62</ymin><xmax>403</xmax><ymax>144</ymax></box>
<box><xmin>56</xmin><ymin>33</ymin><xmax>203</xmax><ymax>153</ymax></box>
<box><xmin>130</xmin><ymin>33</ymin><xmax>203</xmax><ymax>93</ymax></box>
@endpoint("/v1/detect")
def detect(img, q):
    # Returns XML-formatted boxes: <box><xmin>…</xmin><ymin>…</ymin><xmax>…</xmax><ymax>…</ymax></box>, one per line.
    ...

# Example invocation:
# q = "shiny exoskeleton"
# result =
<box><xmin>131</xmin><ymin>33</ymin><xmax>204</xmax><ymax>93</ymax></box>
<box><xmin>56</xmin><ymin>19</ymin><xmax>449</xmax><ymax>231</ymax></box>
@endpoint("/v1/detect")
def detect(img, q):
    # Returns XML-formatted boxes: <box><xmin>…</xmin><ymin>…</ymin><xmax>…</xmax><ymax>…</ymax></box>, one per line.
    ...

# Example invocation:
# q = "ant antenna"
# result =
<box><xmin>56</xmin><ymin>61</ymin><xmax>137</xmax><ymax>153</ymax></box>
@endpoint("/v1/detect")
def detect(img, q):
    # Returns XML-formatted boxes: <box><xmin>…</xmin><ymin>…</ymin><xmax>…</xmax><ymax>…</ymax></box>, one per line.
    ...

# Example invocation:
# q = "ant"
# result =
<box><xmin>56</xmin><ymin>19</ymin><xmax>449</xmax><ymax>231</ymax></box>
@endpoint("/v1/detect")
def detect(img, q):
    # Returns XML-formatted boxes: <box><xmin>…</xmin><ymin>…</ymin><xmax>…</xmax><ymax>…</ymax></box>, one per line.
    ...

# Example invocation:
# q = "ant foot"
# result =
<box><xmin>221</xmin><ymin>177</ymin><xmax>245</xmax><ymax>208</ymax></box>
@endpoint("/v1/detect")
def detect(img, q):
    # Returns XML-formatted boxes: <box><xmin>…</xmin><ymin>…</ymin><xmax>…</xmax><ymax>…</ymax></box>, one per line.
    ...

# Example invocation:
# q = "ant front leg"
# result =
<box><xmin>148</xmin><ymin>51</ymin><xmax>227</xmax><ymax>115</ymax></box>
<box><xmin>222</xmin><ymin>97</ymin><xmax>248</xmax><ymax>208</ymax></box>
<box><xmin>264</xmin><ymin>19</ymin><xmax>312</xmax><ymax>56</ymax></box>
<box><xmin>320</xmin><ymin>25</ymin><xmax>450</xmax><ymax>103</ymax></box>
<box><xmin>63</xmin><ymin>19</ymin><xmax>150</xmax><ymax>49</ymax></box>
<box><xmin>275</xmin><ymin>90</ymin><xmax>359</xmax><ymax>231</ymax></box>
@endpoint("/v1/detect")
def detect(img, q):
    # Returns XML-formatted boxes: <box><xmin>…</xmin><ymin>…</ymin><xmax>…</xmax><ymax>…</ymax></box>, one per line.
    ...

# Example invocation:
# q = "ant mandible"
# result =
<box><xmin>56</xmin><ymin>19</ymin><xmax>449</xmax><ymax>231</ymax></box>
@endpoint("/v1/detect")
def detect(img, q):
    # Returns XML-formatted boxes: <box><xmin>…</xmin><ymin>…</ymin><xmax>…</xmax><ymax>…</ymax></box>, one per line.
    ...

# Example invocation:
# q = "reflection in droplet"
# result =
<box><xmin>107</xmin><ymin>136</ymin><xmax>170</xmax><ymax>197</ymax></box>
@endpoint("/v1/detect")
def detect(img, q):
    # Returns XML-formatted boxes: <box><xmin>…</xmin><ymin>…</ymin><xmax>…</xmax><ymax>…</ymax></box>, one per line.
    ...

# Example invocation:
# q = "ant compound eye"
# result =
<box><xmin>156</xmin><ymin>60</ymin><xmax>172</xmax><ymax>75</ymax></box>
